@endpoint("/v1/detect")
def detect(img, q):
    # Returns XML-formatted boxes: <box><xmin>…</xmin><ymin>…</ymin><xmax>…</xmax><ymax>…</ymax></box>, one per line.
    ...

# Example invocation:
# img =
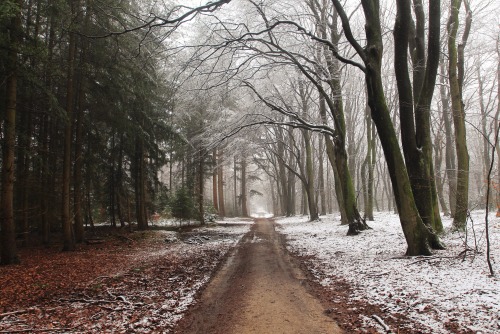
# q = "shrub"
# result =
<box><xmin>169</xmin><ymin>187</ymin><xmax>195</xmax><ymax>222</ymax></box>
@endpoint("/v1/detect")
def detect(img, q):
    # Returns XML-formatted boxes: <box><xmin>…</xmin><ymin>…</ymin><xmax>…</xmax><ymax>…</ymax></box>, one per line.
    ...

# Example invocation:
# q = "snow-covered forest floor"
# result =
<box><xmin>277</xmin><ymin>211</ymin><xmax>500</xmax><ymax>334</ymax></box>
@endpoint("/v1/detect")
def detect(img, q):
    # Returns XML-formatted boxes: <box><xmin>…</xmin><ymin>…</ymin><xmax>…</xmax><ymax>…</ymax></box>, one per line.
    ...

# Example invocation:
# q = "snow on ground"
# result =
<box><xmin>277</xmin><ymin>211</ymin><xmax>500</xmax><ymax>334</ymax></box>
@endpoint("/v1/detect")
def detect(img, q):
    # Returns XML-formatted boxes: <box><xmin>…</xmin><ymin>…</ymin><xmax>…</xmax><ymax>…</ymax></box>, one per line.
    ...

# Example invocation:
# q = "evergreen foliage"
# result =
<box><xmin>169</xmin><ymin>188</ymin><xmax>195</xmax><ymax>222</ymax></box>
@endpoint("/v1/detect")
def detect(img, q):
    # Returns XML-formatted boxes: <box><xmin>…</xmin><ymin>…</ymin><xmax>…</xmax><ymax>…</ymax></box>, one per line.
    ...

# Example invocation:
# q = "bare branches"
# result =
<box><xmin>243</xmin><ymin>81</ymin><xmax>336</xmax><ymax>137</ymax></box>
<box><xmin>266</xmin><ymin>20</ymin><xmax>366</xmax><ymax>72</ymax></box>
<box><xmin>330</xmin><ymin>0</ymin><xmax>367</xmax><ymax>65</ymax></box>
<box><xmin>86</xmin><ymin>0</ymin><xmax>233</xmax><ymax>38</ymax></box>
<box><xmin>216</xmin><ymin>18</ymin><xmax>365</xmax><ymax>72</ymax></box>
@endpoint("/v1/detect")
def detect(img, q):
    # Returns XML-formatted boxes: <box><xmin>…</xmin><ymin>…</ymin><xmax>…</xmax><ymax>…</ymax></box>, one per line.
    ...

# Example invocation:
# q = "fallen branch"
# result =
<box><xmin>60</xmin><ymin>295</ymin><xmax>143</xmax><ymax>307</ymax></box>
<box><xmin>364</xmin><ymin>271</ymin><xmax>390</xmax><ymax>278</ymax></box>
<box><xmin>409</xmin><ymin>255</ymin><xmax>459</xmax><ymax>265</ymax></box>
<box><xmin>107</xmin><ymin>290</ymin><xmax>135</xmax><ymax>306</ymax></box>
<box><xmin>0</xmin><ymin>308</ymin><xmax>36</xmax><ymax>318</ymax></box>
<box><xmin>0</xmin><ymin>307</ymin><xmax>59</xmax><ymax>318</ymax></box>
<box><xmin>371</xmin><ymin>314</ymin><xmax>390</xmax><ymax>333</ymax></box>
<box><xmin>59</xmin><ymin>298</ymin><xmax>115</xmax><ymax>304</ymax></box>
<box><xmin>0</xmin><ymin>323</ymin><xmax>81</xmax><ymax>333</ymax></box>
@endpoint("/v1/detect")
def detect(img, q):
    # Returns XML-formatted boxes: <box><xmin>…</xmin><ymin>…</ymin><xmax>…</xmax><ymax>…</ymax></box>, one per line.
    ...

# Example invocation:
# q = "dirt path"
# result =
<box><xmin>175</xmin><ymin>218</ymin><xmax>342</xmax><ymax>334</ymax></box>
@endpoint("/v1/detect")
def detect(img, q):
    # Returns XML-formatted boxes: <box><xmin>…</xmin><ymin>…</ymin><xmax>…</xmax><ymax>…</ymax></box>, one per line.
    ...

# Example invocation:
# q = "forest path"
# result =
<box><xmin>174</xmin><ymin>218</ymin><xmax>342</xmax><ymax>334</ymax></box>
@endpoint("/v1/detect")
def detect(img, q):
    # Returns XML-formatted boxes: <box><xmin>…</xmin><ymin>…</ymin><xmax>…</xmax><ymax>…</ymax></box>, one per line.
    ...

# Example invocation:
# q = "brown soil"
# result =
<box><xmin>175</xmin><ymin>218</ymin><xmax>342</xmax><ymax>334</ymax></box>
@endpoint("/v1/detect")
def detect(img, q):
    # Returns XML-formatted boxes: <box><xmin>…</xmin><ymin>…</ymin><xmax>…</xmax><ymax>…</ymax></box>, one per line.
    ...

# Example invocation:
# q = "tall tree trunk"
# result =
<box><xmin>109</xmin><ymin>133</ymin><xmax>117</xmax><ymax>227</ymax></box>
<box><xmin>212</xmin><ymin>148</ymin><xmax>219</xmax><ymax>212</ymax></box>
<box><xmin>40</xmin><ymin>11</ymin><xmax>57</xmax><ymax>244</ymax></box>
<box><xmin>496</xmin><ymin>43</ymin><xmax>500</xmax><ymax>216</ymax></box>
<box><xmin>17</xmin><ymin>90</ymin><xmax>32</xmax><ymax>245</ymax></box>
<box><xmin>135</xmin><ymin>135</ymin><xmax>147</xmax><ymax>230</ymax></box>
<box><xmin>84</xmin><ymin>129</ymin><xmax>94</xmax><ymax>229</ymax></box>
<box><xmin>319</xmin><ymin>5</ymin><xmax>367</xmax><ymax>234</ymax></box>
<box><xmin>198</xmin><ymin>149</ymin><xmax>205</xmax><ymax>224</ymax></box>
<box><xmin>270</xmin><ymin>179</ymin><xmax>278</xmax><ymax>215</ymax></box>
<box><xmin>233</xmin><ymin>155</ymin><xmax>238</xmax><ymax>217</ymax></box>
<box><xmin>40</xmin><ymin>111</ymin><xmax>50</xmax><ymax>244</ymax></box>
<box><xmin>335</xmin><ymin>141</ymin><xmax>367</xmax><ymax>234</ymax></box>
<box><xmin>1</xmin><ymin>1</ymin><xmax>22</xmax><ymax>264</ymax></box>
<box><xmin>116</xmin><ymin>136</ymin><xmax>126</xmax><ymax>227</ymax></box>
<box><xmin>303</xmin><ymin>130</ymin><xmax>318</xmax><ymax>220</ymax></box>
<box><xmin>440</xmin><ymin>59</ymin><xmax>457</xmax><ymax>217</ymax></box>
<box><xmin>433</xmin><ymin>123</ymin><xmax>450</xmax><ymax>216</ymax></box>
<box><xmin>325</xmin><ymin>164</ymin><xmax>332</xmax><ymax>213</ymax></box>
<box><xmin>276</xmin><ymin>130</ymin><xmax>289</xmax><ymax>215</ymax></box>
<box><xmin>286</xmin><ymin>130</ymin><xmax>296</xmax><ymax>215</ymax></box>
<box><xmin>318</xmin><ymin>136</ymin><xmax>327</xmax><ymax>215</ymax></box>
<box><xmin>477</xmin><ymin>65</ymin><xmax>490</xmax><ymax>209</ymax></box>
<box><xmin>301</xmin><ymin>182</ymin><xmax>308</xmax><ymax>215</ymax></box>
<box><xmin>241</xmin><ymin>157</ymin><xmax>248</xmax><ymax>217</ymax></box>
<box><xmin>321</xmin><ymin>85</ymin><xmax>367</xmax><ymax>232</ymax></box>
<box><xmin>318</xmin><ymin>91</ymin><xmax>347</xmax><ymax>223</ymax></box>
<box><xmin>394</xmin><ymin>0</ymin><xmax>443</xmax><ymax>234</ymax></box>
<box><xmin>217</xmin><ymin>148</ymin><xmax>226</xmax><ymax>217</ymax></box>
<box><xmin>62</xmin><ymin>0</ymin><xmax>78</xmax><ymax>251</ymax></box>
<box><xmin>448</xmin><ymin>0</ymin><xmax>471</xmax><ymax>230</ymax></box>
<box><xmin>18</xmin><ymin>0</ymin><xmax>41</xmax><ymax>245</ymax></box>
<box><xmin>73</xmin><ymin>63</ymin><xmax>85</xmax><ymax>240</ymax></box>
<box><xmin>73</xmin><ymin>0</ymin><xmax>91</xmax><ymax>242</ymax></box>
<box><xmin>298</xmin><ymin>80</ymin><xmax>318</xmax><ymax>221</ymax></box>
<box><xmin>363</xmin><ymin>106</ymin><xmax>375</xmax><ymax>221</ymax></box>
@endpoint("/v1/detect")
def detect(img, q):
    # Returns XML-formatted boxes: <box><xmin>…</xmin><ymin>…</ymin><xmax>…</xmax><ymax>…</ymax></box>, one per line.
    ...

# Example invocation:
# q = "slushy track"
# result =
<box><xmin>175</xmin><ymin>218</ymin><xmax>342</xmax><ymax>334</ymax></box>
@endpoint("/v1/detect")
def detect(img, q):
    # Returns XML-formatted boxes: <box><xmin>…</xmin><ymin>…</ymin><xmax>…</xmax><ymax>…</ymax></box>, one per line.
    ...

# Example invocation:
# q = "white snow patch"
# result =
<box><xmin>277</xmin><ymin>211</ymin><xmax>500</xmax><ymax>334</ymax></box>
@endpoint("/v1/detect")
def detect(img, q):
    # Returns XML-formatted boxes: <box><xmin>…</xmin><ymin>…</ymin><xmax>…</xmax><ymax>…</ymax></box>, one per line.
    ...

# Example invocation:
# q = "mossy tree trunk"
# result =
<box><xmin>447</xmin><ymin>0</ymin><xmax>471</xmax><ymax>230</ymax></box>
<box><xmin>309</xmin><ymin>2</ymin><xmax>366</xmax><ymax>231</ymax></box>
<box><xmin>394</xmin><ymin>0</ymin><xmax>443</xmax><ymax>234</ymax></box>
<box><xmin>332</xmin><ymin>0</ymin><xmax>443</xmax><ymax>255</ymax></box>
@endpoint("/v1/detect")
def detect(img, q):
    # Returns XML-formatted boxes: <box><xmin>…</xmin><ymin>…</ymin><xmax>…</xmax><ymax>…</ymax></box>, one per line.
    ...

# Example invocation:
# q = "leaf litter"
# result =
<box><xmin>0</xmin><ymin>221</ymin><xmax>251</xmax><ymax>333</ymax></box>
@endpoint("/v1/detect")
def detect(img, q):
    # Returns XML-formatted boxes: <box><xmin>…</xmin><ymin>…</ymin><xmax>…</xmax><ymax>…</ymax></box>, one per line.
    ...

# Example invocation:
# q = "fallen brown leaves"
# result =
<box><xmin>0</xmin><ymin>228</ymin><xmax>239</xmax><ymax>333</ymax></box>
